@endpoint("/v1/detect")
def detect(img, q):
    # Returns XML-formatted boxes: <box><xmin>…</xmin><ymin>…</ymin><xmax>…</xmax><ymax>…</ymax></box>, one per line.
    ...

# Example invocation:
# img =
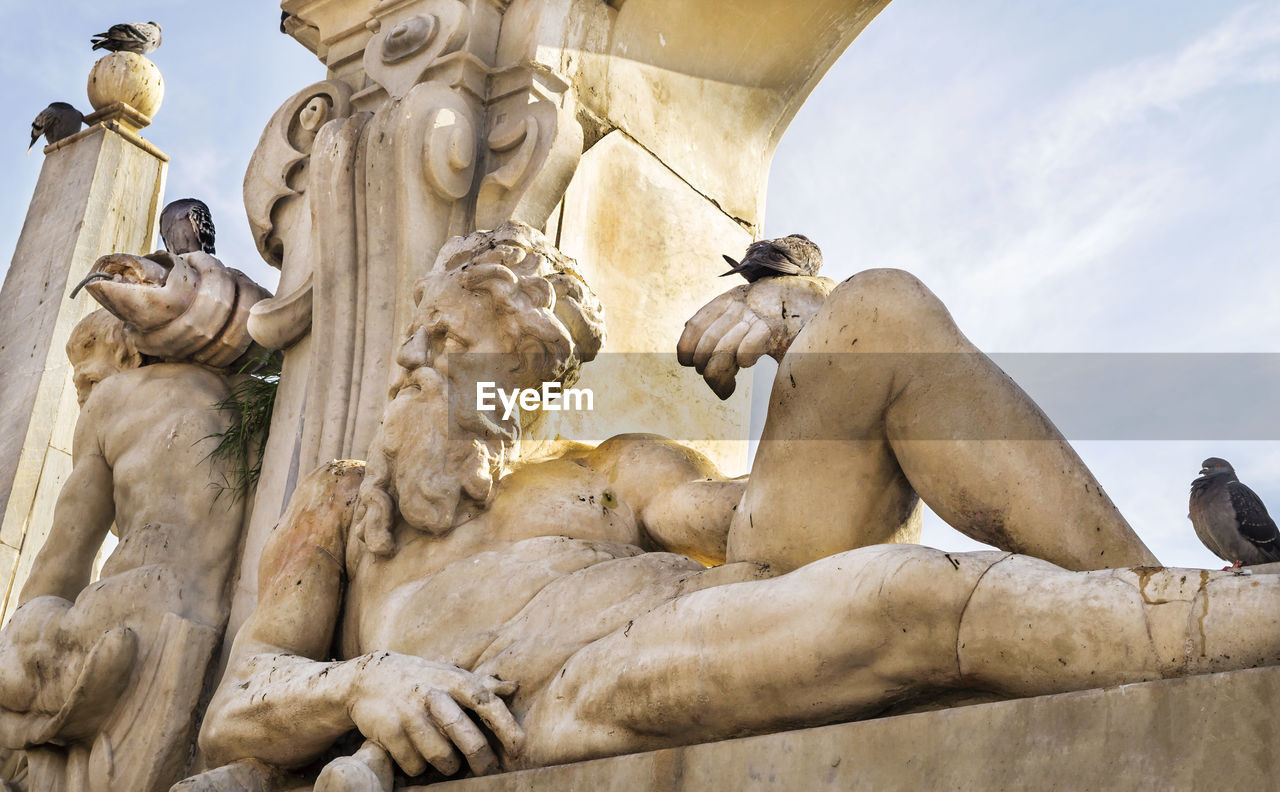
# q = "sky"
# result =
<box><xmin>3</xmin><ymin>1</ymin><xmax>1279</xmax><ymax>568</ymax></box>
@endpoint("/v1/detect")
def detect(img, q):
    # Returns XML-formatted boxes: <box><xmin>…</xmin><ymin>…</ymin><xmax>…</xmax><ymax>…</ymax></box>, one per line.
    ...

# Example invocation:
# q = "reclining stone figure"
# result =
<box><xmin>189</xmin><ymin>222</ymin><xmax>1279</xmax><ymax>791</ymax></box>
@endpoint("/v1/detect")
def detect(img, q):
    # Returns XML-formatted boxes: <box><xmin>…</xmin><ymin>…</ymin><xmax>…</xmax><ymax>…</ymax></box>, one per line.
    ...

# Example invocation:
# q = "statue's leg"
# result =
<box><xmin>169</xmin><ymin>758</ymin><xmax>287</xmax><ymax>792</ymax></box>
<box><xmin>520</xmin><ymin>545</ymin><xmax>988</xmax><ymax>766</ymax></box>
<box><xmin>0</xmin><ymin>568</ymin><xmax>215</xmax><ymax>757</ymax></box>
<box><xmin>733</xmin><ymin>268</ymin><xmax>1157</xmax><ymax>572</ymax></box>
<box><xmin>0</xmin><ymin>597</ymin><xmax>76</xmax><ymax>713</ymax></box>
<box><xmin>520</xmin><ymin>545</ymin><xmax>1280</xmax><ymax>768</ymax></box>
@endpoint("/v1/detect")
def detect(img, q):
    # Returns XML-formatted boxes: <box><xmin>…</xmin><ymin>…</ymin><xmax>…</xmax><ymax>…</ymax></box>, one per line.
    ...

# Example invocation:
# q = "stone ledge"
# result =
<box><xmin>421</xmin><ymin>665</ymin><xmax>1280</xmax><ymax>790</ymax></box>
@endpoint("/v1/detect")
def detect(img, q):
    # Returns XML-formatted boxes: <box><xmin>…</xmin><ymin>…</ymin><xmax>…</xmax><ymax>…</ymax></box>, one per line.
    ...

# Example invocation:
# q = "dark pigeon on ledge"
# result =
<box><xmin>29</xmin><ymin>102</ymin><xmax>84</xmax><ymax>151</ymax></box>
<box><xmin>91</xmin><ymin>21</ymin><xmax>162</xmax><ymax>54</ymax></box>
<box><xmin>1189</xmin><ymin>457</ymin><xmax>1280</xmax><ymax>568</ymax></box>
<box><xmin>720</xmin><ymin>234</ymin><xmax>823</xmax><ymax>283</ymax></box>
<box><xmin>160</xmin><ymin>198</ymin><xmax>216</xmax><ymax>256</ymax></box>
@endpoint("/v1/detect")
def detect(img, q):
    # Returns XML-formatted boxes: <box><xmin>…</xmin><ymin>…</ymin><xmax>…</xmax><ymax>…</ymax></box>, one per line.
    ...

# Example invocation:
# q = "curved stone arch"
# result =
<box><xmin>504</xmin><ymin>0</ymin><xmax>891</xmax><ymax>229</ymax></box>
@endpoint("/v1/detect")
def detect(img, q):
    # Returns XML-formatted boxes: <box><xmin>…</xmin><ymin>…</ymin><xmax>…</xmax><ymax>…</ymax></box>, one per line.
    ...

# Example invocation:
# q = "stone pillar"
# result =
<box><xmin>0</xmin><ymin>100</ymin><xmax>167</xmax><ymax>621</ymax></box>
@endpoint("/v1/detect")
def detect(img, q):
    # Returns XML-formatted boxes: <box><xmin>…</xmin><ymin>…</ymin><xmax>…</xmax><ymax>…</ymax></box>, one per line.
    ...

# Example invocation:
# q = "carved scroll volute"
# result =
<box><xmin>421</xmin><ymin>97</ymin><xmax>479</xmax><ymax>201</ymax></box>
<box><xmin>243</xmin><ymin>80</ymin><xmax>354</xmax><ymax>268</ymax></box>
<box><xmin>243</xmin><ymin>80</ymin><xmax>352</xmax><ymax>350</ymax></box>
<box><xmin>363</xmin><ymin>0</ymin><xmax>470</xmax><ymax>102</ymax></box>
<box><xmin>476</xmin><ymin>67</ymin><xmax>583</xmax><ymax>230</ymax></box>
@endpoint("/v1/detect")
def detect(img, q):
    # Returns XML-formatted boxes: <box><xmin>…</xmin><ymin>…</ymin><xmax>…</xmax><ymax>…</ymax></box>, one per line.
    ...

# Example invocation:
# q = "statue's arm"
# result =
<box><xmin>678</xmin><ymin>275</ymin><xmax>836</xmax><ymax>399</ymax></box>
<box><xmin>589</xmin><ymin>435</ymin><xmax>746</xmax><ymax>566</ymax></box>
<box><xmin>19</xmin><ymin>398</ymin><xmax>116</xmax><ymax>604</ymax></box>
<box><xmin>200</xmin><ymin>464</ymin><xmax>523</xmax><ymax>777</ymax></box>
<box><xmin>200</xmin><ymin>464</ymin><xmax>365</xmax><ymax>767</ymax></box>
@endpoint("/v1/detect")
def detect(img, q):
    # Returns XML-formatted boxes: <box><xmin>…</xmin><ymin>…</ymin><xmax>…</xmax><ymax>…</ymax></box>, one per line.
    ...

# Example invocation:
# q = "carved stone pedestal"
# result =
<box><xmin>424</xmin><ymin>666</ymin><xmax>1280</xmax><ymax>790</ymax></box>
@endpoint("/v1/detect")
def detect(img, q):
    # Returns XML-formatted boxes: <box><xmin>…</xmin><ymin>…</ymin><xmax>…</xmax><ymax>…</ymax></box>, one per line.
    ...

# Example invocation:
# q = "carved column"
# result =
<box><xmin>0</xmin><ymin>103</ymin><xmax>168</xmax><ymax>621</ymax></box>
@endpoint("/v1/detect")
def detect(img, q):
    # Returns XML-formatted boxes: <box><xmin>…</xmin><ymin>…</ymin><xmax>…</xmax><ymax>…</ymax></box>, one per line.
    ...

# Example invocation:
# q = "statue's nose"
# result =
<box><xmin>396</xmin><ymin>328</ymin><xmax>429</xmax><ymax>371</ymax></box>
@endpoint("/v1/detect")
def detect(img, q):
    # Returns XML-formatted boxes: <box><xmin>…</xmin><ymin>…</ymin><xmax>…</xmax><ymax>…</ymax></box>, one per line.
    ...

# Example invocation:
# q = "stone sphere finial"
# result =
<box><xmin>87</xmin><ymin>52</ymin><xmax>164</xmax><ymax>124</ymax></box>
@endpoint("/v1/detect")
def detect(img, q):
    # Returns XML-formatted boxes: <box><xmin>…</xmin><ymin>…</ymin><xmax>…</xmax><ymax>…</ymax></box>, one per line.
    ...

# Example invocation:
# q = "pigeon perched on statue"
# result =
<box><xmin>90</xmin><ymin>21</ymin><xmax>162</xmax><ymax>54</ymax></box>
<box><xmin>720</xmin><ymin>234</ymin><xmax>823</xmax><ymax>283</ymax></box>
<box><xmin>160</xmin><ymin>199</ymin><xmax>216</xmax><ymax>256</ymax></box>
<box><xmin>29</xmin><ymin>102</ymin><xmax>84</xmax><ymax>151</ymax></box>
<box><xmin>1189</xmin><ymin>457</ymin><xmax>1280</xmax><ymax>568</ymax></box>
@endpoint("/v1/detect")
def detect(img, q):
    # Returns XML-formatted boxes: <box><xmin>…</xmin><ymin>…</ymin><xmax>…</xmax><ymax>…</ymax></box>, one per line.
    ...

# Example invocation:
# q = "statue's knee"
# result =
<box><xmin>833</xmin><ymin>268</ymin><xmax>940</xmax><ymax>314</ymax></box>
<box><xmin>4</xmin><ymin>597</ymin><xmax>72</xmax><ymax>645</ymax></box>
<box><xmin>825</xmin><ymin>268</ymin><xmax>957</xmax><ymax>342</ymax></box>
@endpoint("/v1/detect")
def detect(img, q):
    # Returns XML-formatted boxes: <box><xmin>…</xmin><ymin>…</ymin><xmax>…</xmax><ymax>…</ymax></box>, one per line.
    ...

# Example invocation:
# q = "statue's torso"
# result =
<box><xmin>339</xmin><ymin>455</ymin><xmax>710</xmax><ymax>704</ymax></box>
<box><xmin>91</xmin><ymin>364</ymin><xmax>245</xmax><ymax>623</ymax></box>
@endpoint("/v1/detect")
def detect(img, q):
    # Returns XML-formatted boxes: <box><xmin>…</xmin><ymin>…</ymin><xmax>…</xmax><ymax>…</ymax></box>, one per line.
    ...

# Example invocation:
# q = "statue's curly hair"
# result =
<box><xmin>425</xmin><ymin>221</ymin><xmax>606</xmax><ymax>389</ymax></box>
<box><xmin>66</xmin><ymin>309</ymin><xmax>143</xmax><ymax>372</ymax></box>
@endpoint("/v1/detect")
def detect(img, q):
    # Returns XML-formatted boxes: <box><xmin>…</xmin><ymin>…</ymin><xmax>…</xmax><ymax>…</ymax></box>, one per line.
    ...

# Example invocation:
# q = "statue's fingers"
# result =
<box><xmin>461</xmin><ymin>683</ymin><xmax>526</xmax><ymax>756</ymax></box>
<box><xmin>678</xmin><ymin>293</ymin><xmax>737</xmax><ymax>366</ymax></box>
<box><xmin>736</xmin><ymin>323</ymin><xmax>774</xmax><ymax>368</ymax></box>
<box><xmin>706</xmin><ymin>369</ymin><xmax>737</xmax><ymax>400</ymax></box>
<box><xmin>402</xmin><ymin>707</ymin><xmax>462</xmax><ymax>777</ymax></box>
<box><xmin>483</xmin><ymin>676</ymin><xmax>519</xmax><ymax>698</ymax></box>
<box><xmin>713</xmin><ymin>319</ymin><xmax>753</xmax><ymax>367</ymax></box>
<box><xmin>737</xmin><ymin>319</ymin><xmax>774</xmax><ymax>368</ymax></box>
<box><xmin>693</xmin><ymin>309</ymin><xmax>746</xmax><ymax>374</ymax></box>
<box><xmin>427</xmin><ymin>690</ymin><xmax>500</xmax><ymax>776</ymax></box>
<box><xmin>703</xmin><ymin>350</ymin><xmax>740</xmax><ymax>401</ymax></box>
<box><xmin>314</xmin><ymin>756</ymin><xmax>392</xmax><ymax>792</ymax></box>
<box><xmin>376</xmin><ymin>724</ymin><xmax>433</xmax><ymax>779</ymax></box>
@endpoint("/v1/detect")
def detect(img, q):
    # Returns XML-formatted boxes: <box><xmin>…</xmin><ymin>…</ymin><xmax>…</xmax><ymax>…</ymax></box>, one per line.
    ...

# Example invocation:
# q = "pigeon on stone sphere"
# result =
<box><xmin>1189</xmin><ymin>457</ymin><xmax>1280</xmax><ymax>567</ymax></box>
<box><xmin>720</xmin><ymin>234</ymin><xmax>823</xmax><ymax>283</ymax></box>
<box><xmin>90</xmin><ymin>22</ymin><xmax>162</xmax><ymax>54</ymax></box>
<box><xmin>29</xmin><ymin>102</ymin><xmax>84</xmax><ymax>151</ymax></box>
<box><xmin>160</xmin><ymin>198</ymin><xmax>216</xmax><ymax>256</ymax></box>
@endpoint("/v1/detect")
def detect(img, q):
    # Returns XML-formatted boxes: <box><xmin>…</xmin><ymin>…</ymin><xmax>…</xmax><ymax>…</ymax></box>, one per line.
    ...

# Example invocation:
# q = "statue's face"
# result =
<box><xmin>394</xmin><ymin>271</ymin><xmax>522</xmax><ymax>397</ymax></box>
<box><xmin>68</xmin><ymin>340</ymin><xmax>129</xmax><ymax>406</ymax></box>
<box><xmin>377</xmin><ymin>268</ymin><xmax>528</xmax><ymax>534</ymax></box>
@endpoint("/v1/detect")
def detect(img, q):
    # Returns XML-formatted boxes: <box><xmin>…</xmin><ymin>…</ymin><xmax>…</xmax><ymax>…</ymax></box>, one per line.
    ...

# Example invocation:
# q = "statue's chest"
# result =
<box><xmin>344</xmin><ymin>535</ymin><xmax>644</xmax><ymax>668</ymax></box>
<box><xmin>482</xmin><ymin>461</ymin><xmax>641</xmax><ymax>546</ymax></box>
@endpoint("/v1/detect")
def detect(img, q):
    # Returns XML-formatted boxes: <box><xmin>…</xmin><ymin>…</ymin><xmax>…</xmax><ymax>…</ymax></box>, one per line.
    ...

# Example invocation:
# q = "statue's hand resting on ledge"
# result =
<box><xmin>345</xmin><ymin>653</ymin><xmax>523</xmax><ymax>777</ymax></box>
<box><xmin>678</xmin><ymin>275</ymin><xmax>836</xmax><ymax>398</ymax></box>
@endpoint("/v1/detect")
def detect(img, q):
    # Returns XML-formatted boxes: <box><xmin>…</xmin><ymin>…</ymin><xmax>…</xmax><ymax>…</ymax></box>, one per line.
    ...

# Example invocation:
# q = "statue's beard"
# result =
<box><xmin>352</xmin><ymin>366</ymin><xmax>518</xmax><ymax>556</ymax></box>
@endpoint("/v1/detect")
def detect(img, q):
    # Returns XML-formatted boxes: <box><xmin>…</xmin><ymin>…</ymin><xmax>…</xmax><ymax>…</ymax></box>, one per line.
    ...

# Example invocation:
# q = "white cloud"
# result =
<box><xmin>1020</xmin><ymin>3</ymin><xmax>1280</xmax><ymax>180</ymax></box>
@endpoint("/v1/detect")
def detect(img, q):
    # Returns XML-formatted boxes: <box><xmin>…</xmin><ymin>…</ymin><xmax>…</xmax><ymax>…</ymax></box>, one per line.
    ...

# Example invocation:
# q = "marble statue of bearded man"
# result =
<box><xmin>188</xmin><ymin>222</ymin><xmax>1280</xmax><ymax>792</ymax></box>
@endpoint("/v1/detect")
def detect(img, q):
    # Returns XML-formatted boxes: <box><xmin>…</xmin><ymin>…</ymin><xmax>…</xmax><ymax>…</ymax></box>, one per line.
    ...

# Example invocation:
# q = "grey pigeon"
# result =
<box><xmin>1189</xmin><ymin>457</ymin><xmax>1280</xmax><ymax>567</ymax></box>
<box><xmin>90</xmin><ymin>22</ymin><xmax>162</xmax><ymax>54</ymax></box>
<box><xmin>160</xmin><ymin>198</ymin><xmax>216</xmax><ymax>255</ymax></box>
<box><xmin>720</xmin><ymin>234</ymin><xmax>823</xmax><ymax>283</ymax></box>
<box><xmin>29</xmin><ymin>102</ymin><xmax>84</xmax><ymax>151</ymax></box>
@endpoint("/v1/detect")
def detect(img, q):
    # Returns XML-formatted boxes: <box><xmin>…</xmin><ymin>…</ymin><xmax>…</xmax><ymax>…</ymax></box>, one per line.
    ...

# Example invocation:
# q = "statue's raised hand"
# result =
<box><xmin>349</xmin><ymin>653</ymin><xmax>523</xmax><ymax>778</ymax></box>
<box><xmin>678</xmin><ymin>276</ymin><xmax>835</xmax><ymax>399</ymax></box>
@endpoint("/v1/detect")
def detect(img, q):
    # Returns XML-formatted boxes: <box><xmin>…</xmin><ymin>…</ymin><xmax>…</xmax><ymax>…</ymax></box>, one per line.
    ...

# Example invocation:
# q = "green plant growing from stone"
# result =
<box><xmin>206</xmin><ymin>353</ymin><xmax>282</xmax><ymax>502</ymax></box>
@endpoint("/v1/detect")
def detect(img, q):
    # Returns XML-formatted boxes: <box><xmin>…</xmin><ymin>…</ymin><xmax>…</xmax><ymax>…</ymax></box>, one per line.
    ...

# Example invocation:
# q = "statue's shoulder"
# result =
<box><xmin>587</xmin><ymin>433</ymin><xmax>720</xmax><ymax>474</ymax></box>
<box><xmin>259</xmin><ymin>460</ymin><xmax>365</xmax><ymax>583</ymax></box>
<box><xmin>94</xmin><ymin>361</ymin><xmax>230</xmax><ymax>401</ymax></box>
